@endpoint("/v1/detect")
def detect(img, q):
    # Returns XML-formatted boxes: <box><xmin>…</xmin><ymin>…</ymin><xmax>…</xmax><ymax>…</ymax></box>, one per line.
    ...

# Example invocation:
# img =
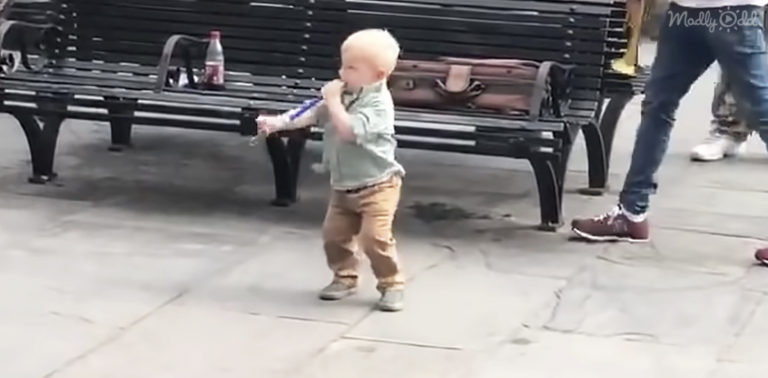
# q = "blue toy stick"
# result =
<box><xmin>288</xmin><ymin>98</ymin><xmax>323</xmax><ymax>121</ymax></box>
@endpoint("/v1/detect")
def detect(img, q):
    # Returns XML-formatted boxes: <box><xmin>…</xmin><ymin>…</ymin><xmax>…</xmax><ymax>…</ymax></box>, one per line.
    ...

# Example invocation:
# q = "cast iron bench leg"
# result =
<box><xmin>105</xmin><ymin>96</ymin><xmax>136</xmax><ymax>152</ymax></box>
<box><xmin>529</xmin><ymin>126</ymin><xmax>577</xmax><ymax>232</ymax></box>
<box><xmin>13</xmin><ymin>92</ymin><xmax>69</xmax><ymax>184</ymax></box>
<box><xmin>265</xmin><ymin>131</ymin><xmax>307</xmax><ymax>207</ymax></box>
<box><xmin>529</xmin><ymin>157</ymin><xmax>563</xmax><ymax>231</ymax></box>
<box><xmin>286</xmin><ymin>133</ymin><xmax>307</xmax><ymax>201</ymax></box>
<box><xmin>579</xmin><ymin>93</ymin><xmax>635</xmax><ymax>196</ymax></box>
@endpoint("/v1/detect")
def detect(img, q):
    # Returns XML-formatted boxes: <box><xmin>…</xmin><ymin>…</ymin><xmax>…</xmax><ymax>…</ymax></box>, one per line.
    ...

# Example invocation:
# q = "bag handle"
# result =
<box><xmin>434</xmin><ymin>64</ymin><xmax>485</xmax><ymax>101</ymax></box>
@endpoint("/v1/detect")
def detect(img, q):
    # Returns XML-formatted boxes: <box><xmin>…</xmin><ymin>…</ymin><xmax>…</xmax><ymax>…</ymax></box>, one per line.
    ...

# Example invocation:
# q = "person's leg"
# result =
<box><xmin>356</xmin><ymin>175</ymin><xmax>404</xmax><ymax>312</ymax></box>
<box><xmin>571</xmin><ymin>4</ymin><xmax>715</xmax><ymax>242</ymax></box>
<box><xmin>706</xmin><ymin>6</ymin><xmax>768</xmax><ymax>265</ymax></box>
<box><xmin>709</xmin><ymin>6</ymin><xmax>768</xmax><ymax>151</ymax></box>
<box><xmin>320</xmin><ymin>191</ymin><xmax>362</xmax><ymax>300</ymax></box>
<box><xmin>691</xmin><ymin>72</ymin><xmax>750</xmax><ymax>161</ymax></box>
<box><xmin>754</xmin><ymin>9</ymin><xmax>768</xmax><ymax>266</ymax></box>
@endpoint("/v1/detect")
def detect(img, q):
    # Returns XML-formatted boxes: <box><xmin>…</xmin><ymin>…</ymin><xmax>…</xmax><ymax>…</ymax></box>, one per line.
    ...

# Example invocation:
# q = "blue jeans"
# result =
<box><xmin>619</xmin><ymin>3</ymin><xmax>768</xmax><ymax>215</ymax></box>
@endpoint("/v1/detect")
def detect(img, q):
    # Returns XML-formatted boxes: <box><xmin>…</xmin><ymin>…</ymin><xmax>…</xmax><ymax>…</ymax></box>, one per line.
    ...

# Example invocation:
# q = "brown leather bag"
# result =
<box><xmin>389</xmin><ymin>58</ymin><xmax>572</xmax><ymax>120</ymax></box>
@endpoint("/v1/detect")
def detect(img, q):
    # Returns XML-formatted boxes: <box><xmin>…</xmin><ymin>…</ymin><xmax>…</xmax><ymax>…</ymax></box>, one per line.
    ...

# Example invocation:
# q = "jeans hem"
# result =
<box><xmin>618</xmin><ymin>199</ymin><xmax>647</xmax><ymax>217</ymax></box>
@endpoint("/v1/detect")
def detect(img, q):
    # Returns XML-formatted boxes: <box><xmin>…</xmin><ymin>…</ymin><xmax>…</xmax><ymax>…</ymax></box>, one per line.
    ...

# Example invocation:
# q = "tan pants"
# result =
<box><xmin>322</xmin><ymin>175</ymin><xmax>404</xmax><ymax>290</ymax></box>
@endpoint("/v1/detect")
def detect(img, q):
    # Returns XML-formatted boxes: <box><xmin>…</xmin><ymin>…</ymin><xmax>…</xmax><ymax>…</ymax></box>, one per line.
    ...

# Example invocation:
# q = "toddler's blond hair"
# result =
<box><xmin>341</xmin><ymin>29</ymin><xmax>400</xmax><ymax>76</ymax></box>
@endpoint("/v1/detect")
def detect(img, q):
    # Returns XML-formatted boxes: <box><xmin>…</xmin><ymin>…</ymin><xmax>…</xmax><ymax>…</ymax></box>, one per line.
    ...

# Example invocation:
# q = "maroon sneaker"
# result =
<box><xmin>571</xmin><ymin>206</ymin><xmax>650</xmax><ymax>242</ymax></box>
<box><xmin>755</xmin><ymin>247</ymin><xmax>768</xmax><ymax>266</ymax></box>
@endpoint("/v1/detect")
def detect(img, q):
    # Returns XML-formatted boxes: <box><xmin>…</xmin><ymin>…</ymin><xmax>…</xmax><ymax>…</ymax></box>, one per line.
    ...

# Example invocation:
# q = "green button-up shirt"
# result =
<box><xmin>318</xmin><ymin>82</ymin><xmax>405</xmax><ymax>190</ymax></box>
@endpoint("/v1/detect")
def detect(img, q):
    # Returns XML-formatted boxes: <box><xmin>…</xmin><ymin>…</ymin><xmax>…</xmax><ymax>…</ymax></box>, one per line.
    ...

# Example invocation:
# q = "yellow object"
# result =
<box><xmin>610</xmin><ymin>0</ymin><xmax>648</xmax><ymax>77</ymax></box>
<box><xmin>611</xmin><ymin>59</ymin><xmax>637</xmax><ymax>76</ymax></box>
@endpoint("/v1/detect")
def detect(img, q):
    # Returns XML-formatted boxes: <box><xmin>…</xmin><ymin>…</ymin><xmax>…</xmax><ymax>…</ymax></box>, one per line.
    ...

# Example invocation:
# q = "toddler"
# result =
<box><xmin>257</xmin><ymin>29</ymin><xmax>406</xmax><ymax>312</ymax></box>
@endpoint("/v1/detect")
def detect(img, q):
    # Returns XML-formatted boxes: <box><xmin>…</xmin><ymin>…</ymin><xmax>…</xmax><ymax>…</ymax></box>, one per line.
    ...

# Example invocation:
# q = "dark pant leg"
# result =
<box><xmin>618</xmin><ymin>4</ymin><xmax>716</xmax><ymax>215</ymax></box>
<box><xmin>711</xmin><ymin>72</ymin><xmax>752</xmax><ymax>142</ymax></box>
<box><xmin>709</xmin><ymin>6</ymin><xmax>768</xmax><ymax>148</ymax></box>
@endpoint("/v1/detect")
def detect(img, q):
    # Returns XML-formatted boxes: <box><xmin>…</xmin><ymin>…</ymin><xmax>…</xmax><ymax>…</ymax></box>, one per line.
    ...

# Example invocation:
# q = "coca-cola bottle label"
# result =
<box><xmin>205</xmin><ymin>62</ymin><xmax>224</xmax><ymax>85</ymax></box>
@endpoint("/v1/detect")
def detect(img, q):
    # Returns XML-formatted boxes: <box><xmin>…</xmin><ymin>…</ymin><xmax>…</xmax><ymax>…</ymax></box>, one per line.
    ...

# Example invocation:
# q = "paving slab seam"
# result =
<box><xmin>341</xmin><ymin>335</ymin><xmax>464</xmax><ymax>351</ymax></box>
<box><xmin>537</xmin><ymin>264</ymin><xmax>683</xmax><ymax>346</ymax></box>
<box><xmin>655</xmin><ymin>207</ymin><xmax>768</xmax><ymax>222</ymax></box>
<box><xmin>477</xmin><ymin>244</ymin><xmax>600</xmax><ymax>281</ymax></box>
<box><xmin>409</xmin><ymin>242</ymin><xmax>459</xmax><ymax>276</ymax></box>
<box><xmin>47</xmin><ymin>311</ymin><xmax>97</xmax><ymax>326</ymax></box>
<box><xmin>743</xmin><ymin>286</ymin><xmax>768</xmax><ymax>295</ymax></box>
<box><xmin>282</xmin><ymin>303</ymin><xmax>378</xmax><ymax>376</ymax></box>
<box><xmin>245</xmin><ymin>311</ymin><xmax>350</xmax><ymax>326</ymax></box>
<box><xmin>595</xmin><ymin>253</ymin><xmax>752</xmax><ymax>279</ymax></box>
<box><xmin>714</xmin><ymin>293</ymin><xmax>766</xmax><ymax>363</ymax></box>
<box><xmin>525</xmin><ymin>279</ymin><xmax>726</xmax><ymax>348</ymax></box>
<box><xmin>40</xmin><ymin>232</ymin><xmax>277</xmax><ymax>378</ymax></box>
<box><xmin>280</xmin><ymin>242</ymin><xmax>462</xmax><ymax>375</ymax></box>
<box><xmin>538</xmin><ymin>325</ymin><xmax>662</xmax><ymax>344</ymax></box>
<box><xmin>684</xmin><ymin>184</ymin><xmax>768</xmax><ymax>195</ymax></box>
<box><xmin>41</xmin><ymin>291</ymin><xmax>187</xmax><ymax>378</ymax></box>
<box><xmin>655</xmin><ymin>225</ymin><xmax>768</xmax><ymax>243</ymax></box>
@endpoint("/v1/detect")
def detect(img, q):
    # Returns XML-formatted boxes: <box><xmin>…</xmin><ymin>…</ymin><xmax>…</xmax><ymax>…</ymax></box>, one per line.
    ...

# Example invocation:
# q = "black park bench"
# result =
<box><xmin>0</xmin><ymin>0</ymin><xmax>644</xmax><ymax>231</ymax></box>
<box><xmin>262</xmin><ymin>0</ymin><xmax>647</xmax><ymax>229</ymax></box>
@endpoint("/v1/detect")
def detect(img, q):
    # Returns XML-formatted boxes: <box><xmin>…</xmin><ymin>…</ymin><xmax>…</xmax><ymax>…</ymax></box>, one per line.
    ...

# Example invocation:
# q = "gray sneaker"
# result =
<box><xmin>376</xmin><ymin>289</ymin><xmax>404</xmax><ymax>312</ymax></box>
<box><xmin>318</xmin><ymin>280</ymin><xmax>357</xmax><ymax>301</ymax></box>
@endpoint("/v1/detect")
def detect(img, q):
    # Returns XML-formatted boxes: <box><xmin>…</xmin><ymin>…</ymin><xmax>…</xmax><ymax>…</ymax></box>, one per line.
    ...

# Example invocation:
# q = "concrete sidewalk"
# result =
<box><xmin>1</xmin><ymin>49</ymin><xmax>767</xmax><ymax>377</ymax></box>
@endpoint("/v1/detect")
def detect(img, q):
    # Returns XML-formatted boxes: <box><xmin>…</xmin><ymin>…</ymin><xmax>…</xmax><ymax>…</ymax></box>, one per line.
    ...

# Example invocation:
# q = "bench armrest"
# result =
<box><xmin>0</xmin><ymin>0</ymin><xmax>16</xmax><ymax>20</ymax></box>
<box><xmin>154</xmin><ymin>34</ymin><xmax>208</xmax><ymax>92</ymax></box>
<box><xmin>0</xmin><ymin>20</ymin><xmax>62</xmax><ymax>73</ymax></box>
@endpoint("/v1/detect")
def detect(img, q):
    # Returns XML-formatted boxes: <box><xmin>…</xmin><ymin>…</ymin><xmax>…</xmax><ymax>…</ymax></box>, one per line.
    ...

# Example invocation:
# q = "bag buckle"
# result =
<box><xmin>393</xmin><ymin>78</ymin><xmax>415</xmax><ymax>90</ymax></box>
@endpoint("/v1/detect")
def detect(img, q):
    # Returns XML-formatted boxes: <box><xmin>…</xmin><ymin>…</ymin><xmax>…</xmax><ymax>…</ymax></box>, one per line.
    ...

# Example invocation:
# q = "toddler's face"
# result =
<box><xmin>338</xmin><ymin>52</ymin><xmax>383</xmax><ymax>90</ymax></box>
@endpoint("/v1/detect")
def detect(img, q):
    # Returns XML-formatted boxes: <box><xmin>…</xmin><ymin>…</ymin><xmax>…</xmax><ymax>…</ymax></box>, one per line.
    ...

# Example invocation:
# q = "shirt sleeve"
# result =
<box><xmin>348</xmin><ymin>97</ymin><xmax>394</xmax><ymax>144</ymax></box>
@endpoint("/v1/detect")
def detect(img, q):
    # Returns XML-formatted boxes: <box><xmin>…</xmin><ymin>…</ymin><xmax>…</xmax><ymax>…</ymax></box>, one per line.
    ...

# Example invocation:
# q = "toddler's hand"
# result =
<box><xmin>321</xmin><ymin>79</ymin><xmax>344</xmax><ymax>101</ymax></box>
<box><xmin>256</xmin><ymin>115</ymin><xmax>283</xmax><ymax>135</ymax></box>
<box><xmin>311</xmin><ymin>162</ymin><xmax>327</xmax><ymax>174</ymax></box>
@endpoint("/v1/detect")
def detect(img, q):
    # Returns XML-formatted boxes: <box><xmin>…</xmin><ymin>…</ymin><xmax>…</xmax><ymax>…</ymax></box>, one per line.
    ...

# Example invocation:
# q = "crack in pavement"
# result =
<box><xmin>39</xmin><ymin>231</ymin><xmax>276</xmax><ymax>378</ymax></box>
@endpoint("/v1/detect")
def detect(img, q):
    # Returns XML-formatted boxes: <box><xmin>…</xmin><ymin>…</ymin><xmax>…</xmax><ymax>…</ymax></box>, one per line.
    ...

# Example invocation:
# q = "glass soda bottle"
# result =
<box><xmin>203</xmin><ymin>30</ymin><xmax>225</xmax><ymax>90</ymax></box>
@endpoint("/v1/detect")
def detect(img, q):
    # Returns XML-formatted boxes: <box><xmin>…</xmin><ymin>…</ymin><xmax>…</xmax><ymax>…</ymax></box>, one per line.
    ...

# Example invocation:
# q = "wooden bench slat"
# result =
<box><xmin>314</xmin><ymin>0</ymin><xmax>618</xmax><ymax>16</ymax></box>
<box><xmin>313</xmin><ymin>8</ymin><xmax>607</xmax><ymax>29</ymax></box>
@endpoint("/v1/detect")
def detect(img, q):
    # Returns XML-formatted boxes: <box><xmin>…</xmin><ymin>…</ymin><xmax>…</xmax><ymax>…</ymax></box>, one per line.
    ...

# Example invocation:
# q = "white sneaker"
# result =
<box><xmin>690</xmin><ymin>134</ymin><xmax>746</xmax><ymax>161</ymax></box>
